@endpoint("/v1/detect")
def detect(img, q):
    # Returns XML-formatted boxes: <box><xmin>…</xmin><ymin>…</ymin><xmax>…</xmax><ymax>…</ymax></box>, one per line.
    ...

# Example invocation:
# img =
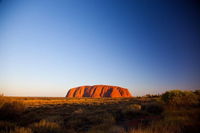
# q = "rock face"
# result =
<box><xmin>66</xmin><ymin>85</ymin><xmax>132</xmax><ymax>98</ymax></box>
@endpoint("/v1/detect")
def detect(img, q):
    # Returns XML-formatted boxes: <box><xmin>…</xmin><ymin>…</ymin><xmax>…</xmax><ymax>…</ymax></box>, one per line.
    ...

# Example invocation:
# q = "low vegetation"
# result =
<box><xmin>161</xmin><ymin>90</ymin><xmax>199</xmax><ymax>106</ymax></box>
<box><xmin>0</xmin><ymin>89</ymin><xmax>199</xmax><ymax>133</ymax></box>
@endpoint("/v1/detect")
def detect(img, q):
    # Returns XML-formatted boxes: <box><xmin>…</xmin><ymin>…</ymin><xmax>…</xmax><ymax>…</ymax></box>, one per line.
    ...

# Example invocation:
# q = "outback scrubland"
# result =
<box><xmin>0</xmin><ymin>90</ymin><xmax>200</xmax><ymax>133</ymax></box>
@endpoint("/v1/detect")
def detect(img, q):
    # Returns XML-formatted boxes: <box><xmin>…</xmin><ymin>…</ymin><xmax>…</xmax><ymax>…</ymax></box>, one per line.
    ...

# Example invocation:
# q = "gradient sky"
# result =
<box><xmin>0</xmin><ymin>0</ymin><xmax>200</xmax><ymax>96</ymax></box>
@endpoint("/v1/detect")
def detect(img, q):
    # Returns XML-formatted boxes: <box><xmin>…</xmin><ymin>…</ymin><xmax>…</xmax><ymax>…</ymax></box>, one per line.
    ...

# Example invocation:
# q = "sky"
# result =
<box><xmin>0</xmin><ymin>0</ymin><xmax>200</xmax><ymax>96</ymax></box>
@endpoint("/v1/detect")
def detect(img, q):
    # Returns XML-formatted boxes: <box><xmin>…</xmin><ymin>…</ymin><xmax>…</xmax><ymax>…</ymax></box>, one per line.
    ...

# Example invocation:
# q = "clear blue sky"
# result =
<box><xmin>0</xmin><ymin>0</ymin><xmax>200</xmax><ymax>96</ymax></box>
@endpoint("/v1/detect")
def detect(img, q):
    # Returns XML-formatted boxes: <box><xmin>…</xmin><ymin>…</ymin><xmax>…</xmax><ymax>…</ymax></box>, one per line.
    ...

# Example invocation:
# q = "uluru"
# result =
<box><xmin>66</xmin><ymin>85</ymin><xmax>132</xmax><ymax>98</ymax></box>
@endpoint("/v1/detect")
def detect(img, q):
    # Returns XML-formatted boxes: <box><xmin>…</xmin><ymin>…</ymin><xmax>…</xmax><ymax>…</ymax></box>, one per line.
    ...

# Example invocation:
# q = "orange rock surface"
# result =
<box><xmin>66</xmin><ymin>85</ymin><xmax>132</xmax><ymax>98</ymax></box>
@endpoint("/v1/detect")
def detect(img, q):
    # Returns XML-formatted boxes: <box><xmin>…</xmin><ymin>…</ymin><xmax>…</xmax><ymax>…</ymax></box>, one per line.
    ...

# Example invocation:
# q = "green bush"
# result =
<box><xmin>161</xmin><ymin>90</ymin><xmax>199</xmax><ymax>106</ymax></box>
<box><xmin>0</xmin><ymin>101</ymin><xmax>25</xmax><ymax>120</ymax></box>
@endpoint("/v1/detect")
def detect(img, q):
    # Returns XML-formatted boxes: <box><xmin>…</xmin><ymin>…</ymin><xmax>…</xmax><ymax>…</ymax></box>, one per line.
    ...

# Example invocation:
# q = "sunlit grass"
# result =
<box><xmin>0</xmin><ymin>89</ymin><xmax>199</xmax><ymax>133</ymax></box>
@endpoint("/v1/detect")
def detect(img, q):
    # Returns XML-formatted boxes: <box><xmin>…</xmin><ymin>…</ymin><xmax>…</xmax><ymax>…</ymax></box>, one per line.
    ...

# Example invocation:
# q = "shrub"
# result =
<box><xmin>85</xmin><ymin>112</ymin><xmax>115</xmax><ymax>126</ymax></box>
<box><xmin>0</xmin><ymin>94</ymin><xmax>7</xmax><ymax>108</ymax></box>
<box><xmin>182</xmin><ymin>91</ymin><xmax>199</xmax><ymax>105</ymax></box>
<box><xmin>73</xmin><ymin>108</ymin><xmax>84</xmax><ymax>114</ymax></box>
<box><xmin>118</xmin><ymin>103</ymin><xmax>150</xmax><ymax>120</ymax></box>
<box><xmin>194</xmin><ymin>90</ymin><xmax>200</xmax><ymax>101</ymax></box>
<box><xmin>30</xmin><ymin>119</ymin><xmax>62</xmax><ymax>133</ymax></box>
<box><xmin>0</xmin><ymin>101</ymin><xmax>25</xmax><ymax>120</ymax></box>
<box><xmin>98</xmin><ymin>112</ymin><xmax>116</xmax><ymax>124</ymax></box>
<box><xmin>161</xmin><ymin>90</ymin><xmax>199</xmax><ymax>106</ymax></box>
<box><xmin>129</xmin><ymin>122</ymin><xmax>181</xmax><ymax>133</ymax></box>
<box><xmin>122</xmin><ymin>109</ymin><xmax>149</xmax><ymax>120</ymax></box>
<box><xmin>142</xmin><ymin>103</ymin><xmax>164</xmax><ymax>115</ymax></box>
<box><xmin>194</xmin><ymin>90</ymin><xmax>200</xmax><ymax>96</ymax></box>
<box><xmin>87</xmin><ymin>124</ymin><xmax>125</xmax><ymax>133</ymax></box>
<box><xmin>108</xmin><ymin>126</ymin><xmax>126</xmax><ymax>133</ymax></box>
<box><xmin>145</xmin><ymin>94</ymin><xmax>160</xmax><ymax>98</ymax></box>
<box><xmin>0</xmin><ymin>121</ymin><xmax>17</xmax><ymax>132</ymax></box>
<box><xmin>9</xmin><ymin>127</ymin><xmax>32</xmax><ymax>133</ymax></box>
<box><xmin>127</xmin><ymin>104</ymin><xmax>142</xmax><ymax>111</ymax></box>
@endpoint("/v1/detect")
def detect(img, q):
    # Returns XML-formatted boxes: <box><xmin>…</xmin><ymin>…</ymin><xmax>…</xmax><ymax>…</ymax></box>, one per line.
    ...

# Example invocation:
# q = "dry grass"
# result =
<box><xmin>0</xmin><ymin>90</ymin><xmax>199</xmax><ymax>133</ymax></box>
<box><xmin>2</xmin><ymin>96</ymin><xmax>136</xmax><ymax>108</ymax></box>
<box><xmin>29</xmin><ymin>119</ymin><xmax>62</xmax><ymax>133</ymax></box>
<box><xmin>9</xmin><ymin>127</ymin><xmax>33</xmax><ymax>133</ymax></box>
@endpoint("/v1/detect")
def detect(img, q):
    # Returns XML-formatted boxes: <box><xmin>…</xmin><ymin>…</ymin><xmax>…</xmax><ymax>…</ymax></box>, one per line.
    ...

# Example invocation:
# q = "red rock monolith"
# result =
<box><xmin>66</xmin><ymin>85</ymin><xmax>132</xmax><ymax>98</ymax></box>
